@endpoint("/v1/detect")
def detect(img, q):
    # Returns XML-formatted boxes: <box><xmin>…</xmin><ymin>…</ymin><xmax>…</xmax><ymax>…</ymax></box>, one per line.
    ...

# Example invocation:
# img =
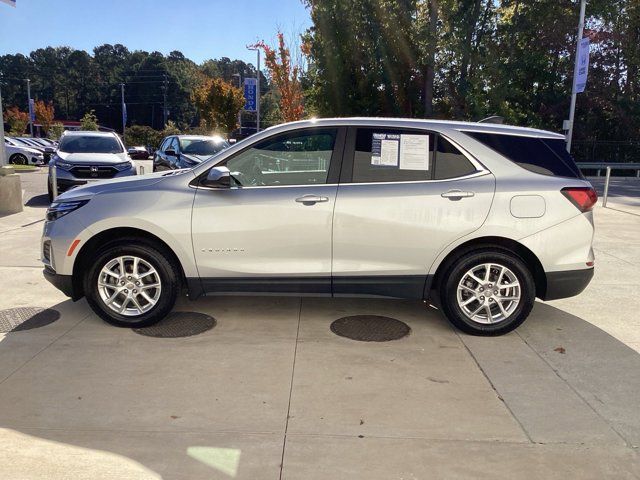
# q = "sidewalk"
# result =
<box><xmin>0</xmin><ymin>199</ymin><xmax>638</xmax><ymax>478</ymax></box>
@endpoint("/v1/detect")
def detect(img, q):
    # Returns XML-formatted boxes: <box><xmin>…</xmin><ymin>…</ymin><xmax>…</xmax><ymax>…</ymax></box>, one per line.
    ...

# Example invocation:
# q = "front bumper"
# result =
<box><xmin>542</xmin><ymin>267</ymin><xmax>594</xmax><ymax>301</ymax></box>
<box><xmin>43</xmin><ymin>266</ymin><xmax>79</xmax><ymax>300</ymax></box>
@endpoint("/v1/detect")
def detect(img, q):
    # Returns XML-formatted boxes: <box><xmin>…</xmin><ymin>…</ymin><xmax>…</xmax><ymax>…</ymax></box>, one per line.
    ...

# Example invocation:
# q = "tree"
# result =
<box><xmin>253</xmin><ymin>33</ymin><xmax>305</xmax><ymax>122</ymax></box>
<box><xmin>34</xmin><ymin>100</ymin><xmax>55</xmax><ymax>135</ymax></box>
<box><xmin>48</xmin><ymin>122</ymin><xmax>65</xmax><ymax>140</ymax></box>
<box><xmin>80</xmin><ymin>110</ymin><xmax>99</xmax><ymax>130</ymax></box>
<box><xmin>192</xmin><ymin>78</ymin><xmax>244</xmax><ymax>133</ymax></box>
<box><xmin>3</xmin><ymin>106</ymin><xmax>29</xmax><ymax>135</ymax></box>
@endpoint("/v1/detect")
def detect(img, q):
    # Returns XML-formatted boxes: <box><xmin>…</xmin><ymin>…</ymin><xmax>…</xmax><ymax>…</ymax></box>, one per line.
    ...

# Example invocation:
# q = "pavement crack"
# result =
<box><xmin>455</xmin><ymin>330</ymin><xmax>534</xmax><ymax>444</ymax></box>
<box><xmin>515</xmin><ymin>329</ymin><xmax>632</xmax><ymax>449</ymax></box>
<box><xmin>279</xmin><ymin>297</ymin><xmax>302</xmax><ymax>479</ymax></box>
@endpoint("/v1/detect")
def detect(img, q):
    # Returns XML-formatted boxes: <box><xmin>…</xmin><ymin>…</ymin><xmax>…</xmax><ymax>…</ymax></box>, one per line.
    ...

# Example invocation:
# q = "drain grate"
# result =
<box><xmin>330</xmin><ymin>315</ymin><xmax>411</xmax><ymax>342</ymax></box>
<box><xmin>0</xmin><ymin>307</ymin><xmax>60</xmax><ymax>333</ymax></box>
<box><xmin>133</xmin><ymin>311</ymin><xmax>216</xmax><ymax>338</ymax></box>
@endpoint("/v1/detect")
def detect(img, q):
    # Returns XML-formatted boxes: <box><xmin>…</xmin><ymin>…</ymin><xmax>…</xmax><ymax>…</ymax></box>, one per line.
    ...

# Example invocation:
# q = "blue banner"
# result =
<box><xmin>243</xmin><ymin>78</ymin><xmax>257</xmax><ymax>112</ymax></box>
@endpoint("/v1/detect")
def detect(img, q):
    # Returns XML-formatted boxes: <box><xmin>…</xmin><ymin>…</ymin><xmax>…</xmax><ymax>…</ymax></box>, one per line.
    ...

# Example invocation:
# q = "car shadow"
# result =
<box><xmin>0</xmin><ymin>298</ymin><xmax>638</xmax><ymax>478</ymax></box>
<box><xmin>24</xmin><ymin>193</ymin><xmax>50</xmax><ymax>208</ymax></box>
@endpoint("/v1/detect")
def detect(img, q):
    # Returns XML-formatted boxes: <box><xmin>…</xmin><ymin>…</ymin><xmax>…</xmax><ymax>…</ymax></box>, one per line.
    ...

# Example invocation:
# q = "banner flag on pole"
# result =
<box><xmin>0</xmin><ymin>0</ymin><xmax>17</xmax><ymax>7</ymax></box>
<box><xmin>575</xmin><ymin>37</ymin><xmax>590</xmax><ymax>94</ymax></box>
<box><xmin>243</xmin><ymin>78</ymin><xmax>257</xmax><ymax>112</ymax></box>
<box><xmin>123</xmin><ymin>103</ymin><xmax>127</xmax><ymax>126</ymax></box>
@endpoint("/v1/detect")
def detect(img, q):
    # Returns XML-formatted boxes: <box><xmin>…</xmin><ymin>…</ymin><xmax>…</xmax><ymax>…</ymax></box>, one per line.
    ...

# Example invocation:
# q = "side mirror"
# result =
<box><xmin>202</xmin><ymin>166</ymin><xmax>231</xmax><ymax>188</ymax></box>
<box><xmin>165</xmin><ymin>148</ymin><xmax>177</xmax><ymax>156</ymax></box>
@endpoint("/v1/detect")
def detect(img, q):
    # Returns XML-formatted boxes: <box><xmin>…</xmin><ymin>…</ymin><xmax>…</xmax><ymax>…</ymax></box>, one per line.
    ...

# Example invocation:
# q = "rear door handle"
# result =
<box><xmin>441</xmin><ymin>190</ymin><xmax>475</xmax><ymax>200</ymax></box>
<box><xmin>295</xmin><ymin>195</ymin><xmax>329</xmax><ymax>205</ymax></box>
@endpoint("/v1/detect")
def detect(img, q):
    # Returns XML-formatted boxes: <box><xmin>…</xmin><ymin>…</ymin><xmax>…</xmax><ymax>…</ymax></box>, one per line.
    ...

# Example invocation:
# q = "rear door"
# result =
<box><xmin>332</xmin><ymin>126</ymin><xmax>495</xmax><ymax>298</ymax></box>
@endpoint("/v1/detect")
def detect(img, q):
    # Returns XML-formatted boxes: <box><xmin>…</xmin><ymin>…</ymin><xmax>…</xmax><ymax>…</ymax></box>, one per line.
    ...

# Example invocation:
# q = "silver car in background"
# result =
<box><xmin>41</xmin><ymin>118</ymin><xmax>596</xmax><ymax>335</ymax></box>
<box><xmin>47</xmin><ymin>130</ymin><xmax>136</xmax><ymax>201</ymax></box>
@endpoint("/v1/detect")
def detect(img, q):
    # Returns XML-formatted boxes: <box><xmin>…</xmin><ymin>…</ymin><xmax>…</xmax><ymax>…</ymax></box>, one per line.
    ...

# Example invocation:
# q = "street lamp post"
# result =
<box><xmin>26</xmin><ymin>78</ymin><xmax>34</xmax><ymax>137</ymax></box>
<box><xmin>120</xmin><ymin>83</ymin><xmax>126</xmax><ymax>135</ymax></box>
<box><xmin>247</xmin><ymin>47</ymin><xmax>261</xmax><ymax>132</ymax></box>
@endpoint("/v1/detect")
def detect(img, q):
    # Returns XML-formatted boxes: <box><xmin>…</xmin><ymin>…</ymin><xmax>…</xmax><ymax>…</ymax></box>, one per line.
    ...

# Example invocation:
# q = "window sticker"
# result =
<box><xmin>399</xmin><ymin>134</ymin><xmax>429</xmax><ymax>170</ymax></box>
<box><xmin>371</xmin><ymin>133</ymin><xmax>400</xmax><ymax>166</ymax></box>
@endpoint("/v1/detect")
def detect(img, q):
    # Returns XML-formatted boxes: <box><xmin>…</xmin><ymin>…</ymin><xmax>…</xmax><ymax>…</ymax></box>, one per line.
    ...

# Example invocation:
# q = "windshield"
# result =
<box><xmin>180</xmin><ymin>138</ymin><xmax>229</xmax><ymax>156</ymax></box>
<box><xmin>58</xmin><ymin>135</ymin><xmax>123</xmax><ymax>154</ymax></box>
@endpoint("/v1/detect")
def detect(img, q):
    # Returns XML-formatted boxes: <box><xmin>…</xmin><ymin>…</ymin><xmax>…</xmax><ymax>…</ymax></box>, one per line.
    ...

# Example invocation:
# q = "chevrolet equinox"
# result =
<box><xmin>42</xmin><ymin>118</ymin><xmax>596</xmax><ymax>335</ymax></box>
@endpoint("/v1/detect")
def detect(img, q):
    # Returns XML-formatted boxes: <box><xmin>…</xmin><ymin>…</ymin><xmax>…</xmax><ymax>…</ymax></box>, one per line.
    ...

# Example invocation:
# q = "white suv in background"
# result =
<box><xmin>41</xmin><ymin>118</ymin><xmax>596</xmax><ymax>335</ymax></box>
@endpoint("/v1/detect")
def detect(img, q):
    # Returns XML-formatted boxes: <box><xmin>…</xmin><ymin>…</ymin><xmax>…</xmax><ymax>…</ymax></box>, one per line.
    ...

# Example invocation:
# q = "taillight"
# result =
<box><xmin>561</xmin><ymin>187</ymin><xmax>598</xmax><ymax>212</ymax></box>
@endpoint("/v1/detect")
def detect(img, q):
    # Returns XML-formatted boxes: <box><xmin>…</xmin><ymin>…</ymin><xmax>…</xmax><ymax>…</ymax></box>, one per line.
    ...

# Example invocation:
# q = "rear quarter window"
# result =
<box><xmin>465</xmin><ymin>131</ymin><xmax>583</xmax><ymax>179</ymax></box>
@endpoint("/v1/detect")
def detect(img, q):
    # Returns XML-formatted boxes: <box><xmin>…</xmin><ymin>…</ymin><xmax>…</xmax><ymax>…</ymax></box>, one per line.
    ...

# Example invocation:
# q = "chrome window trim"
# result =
<box><xmin>191</xmin><ymin>170</ymin><xmax>491</xmax><ymax>191</ymax></box>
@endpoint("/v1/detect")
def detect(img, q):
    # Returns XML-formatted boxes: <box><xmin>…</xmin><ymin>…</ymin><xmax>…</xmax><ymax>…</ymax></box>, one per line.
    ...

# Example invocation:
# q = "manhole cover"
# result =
<box><xmin>133</xmin><ymin>311</ymin><xmax>216</xmax><ymax>338</ymax></box>
<box><xmin>330</xmin><ymin>315</ymin><xmax>411</xmax><ymax>342</ymax></box>
<box><xmin>0</xmin><ymin>307</ymin><xmax>60</xmax><ymax>333</ymax></box>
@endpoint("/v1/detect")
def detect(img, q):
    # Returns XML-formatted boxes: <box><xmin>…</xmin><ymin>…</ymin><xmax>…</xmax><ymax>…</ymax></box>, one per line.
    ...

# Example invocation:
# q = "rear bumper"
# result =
<box><xmin>43</xmin><ymin>266</ymin><xmax>80</xmax><ymax>300</ymax></box>
<box><xmin>542</xmin><ymin>267</ymin><xmax>594</xmax><ymax>301</ymax></box>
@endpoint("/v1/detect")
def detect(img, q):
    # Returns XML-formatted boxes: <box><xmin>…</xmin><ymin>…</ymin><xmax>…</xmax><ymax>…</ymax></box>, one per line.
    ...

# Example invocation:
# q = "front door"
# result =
<box><xmin>332</xmin><ymin>126</ymin><xmax>495</xmax><ymax>298</ymax></box>
<box><xmin>192</xmin><ymin>127</ymin><xmax>345</xmax><ymax>295</ymax></box>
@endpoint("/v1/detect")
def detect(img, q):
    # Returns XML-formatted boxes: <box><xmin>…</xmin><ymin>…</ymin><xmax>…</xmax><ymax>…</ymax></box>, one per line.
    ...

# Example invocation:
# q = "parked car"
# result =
<box><xmin>47</xmin><ymin>130</ymin><xmax>136</xmax><ymax>202</ymax></box>
<box><xmin>127</xmin><ymin>146</ymin><xmax>150</xmax><ymax>160</ymax></box>
<box><xmin>4</xmin><ymin>138</ymin><xmax>44</xmax><ymax>165</ymax></box>
<box><xmin>10</xmin><ymin>137</ymin><xmax>56</xmax><ymax>163</ymax></box>
<box><xmin>153</xmin><ymin>135</ymin><xmax>230</xmax><ymax>171</ymax></box>
<box><xmin>41</xmin><ymin>118</ymin><xmax>596</xmax><ymax>335</ymax></box>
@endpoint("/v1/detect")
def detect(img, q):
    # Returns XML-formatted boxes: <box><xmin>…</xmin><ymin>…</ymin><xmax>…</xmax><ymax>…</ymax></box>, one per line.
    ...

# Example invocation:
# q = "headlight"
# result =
<box><xmin>114</xmin><ymin>161</ymin><xmax>133</xmax><ymax>171</ymax></box>
<box><xmin>46</xmin><ymin>200</ymin><xmax>89</xmax><ymax>221</ymax></box>
<box><xmin>56</xmin><ymin>160</ymin><xmax>74</xmax><ymax>171</ymax></box>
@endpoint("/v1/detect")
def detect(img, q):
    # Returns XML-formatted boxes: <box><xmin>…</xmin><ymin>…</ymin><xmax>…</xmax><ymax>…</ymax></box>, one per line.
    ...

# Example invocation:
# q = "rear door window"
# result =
<box><xmin>351</xmin><ymin>128</ymin><xmax>435</xmax><ymax>183</ymax></box>
<box><xmin>465</xmin><ymin>131</ymin><xmax>583</xmax><ymax>178</ymax></box>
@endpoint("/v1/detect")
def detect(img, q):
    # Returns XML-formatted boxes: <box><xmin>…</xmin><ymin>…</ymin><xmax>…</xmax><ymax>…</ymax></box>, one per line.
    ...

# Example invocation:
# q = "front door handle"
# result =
<box><xmin>295</xmin><ymin>195</ymin><xmax>329</xmax><ymax>205</ymax></box>
<box><xmin>441</xmin><ymin>190</ymin><xmax>475</xmax><ymax>200</ymax></box>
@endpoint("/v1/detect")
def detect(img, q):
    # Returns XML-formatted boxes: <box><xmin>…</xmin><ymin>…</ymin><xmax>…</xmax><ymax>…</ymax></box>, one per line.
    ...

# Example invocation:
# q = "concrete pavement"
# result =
<box><xmin>0</xmin><ymin>173</ymin><xmax>638</xmax><ymax>479</ymax></box>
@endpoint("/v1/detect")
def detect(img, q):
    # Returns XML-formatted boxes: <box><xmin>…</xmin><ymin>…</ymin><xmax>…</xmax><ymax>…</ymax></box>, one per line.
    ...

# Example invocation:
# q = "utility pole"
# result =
<box><xmin>26</xmin><ymin>78</ymin><xmax>34</xmax><ymax>137</ymax></box>
<box><xmin>566</xmin><ymin>0</ymin><xmax>587</xmax><ymax>153</ymax></box>
<box><xmin>162</xmin><ymin>74</ymin><xmax>168</xmax><ymax>126</ymax></box>
<box><xmin>120</xmin><ymin>83</ymin><xmax>126</xmax><ymax>135</ymax></box>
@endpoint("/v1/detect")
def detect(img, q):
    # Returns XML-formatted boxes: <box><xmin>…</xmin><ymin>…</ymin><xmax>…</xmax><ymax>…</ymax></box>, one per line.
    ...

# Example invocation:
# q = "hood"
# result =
<box><xmin>11</xmin><ymin>145</ymin><xmax>42</xmax><ymax>155</ymax></box>
<box><xmin>54</xmin><ymin>169</ymin><xmax>194</xmax><ymax>202</ymax></box>
<box><xmin>181</xmin><ymin>153</ymin><xmax>212</xmax><ymax>164</ymax></box>
<box><xmin>56</xmin><ymin>151</ymin><xmax>129</xmax><ymax>164</ymax></box>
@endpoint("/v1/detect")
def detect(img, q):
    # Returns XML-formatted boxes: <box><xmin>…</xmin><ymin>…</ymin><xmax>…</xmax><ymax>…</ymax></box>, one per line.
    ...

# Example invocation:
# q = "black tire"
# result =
<box><xmin>10</xmin><ymin>153</ymin><xmax>28</xmax><ymax>165</ymax></box>
<box><xmin>84</xmin><ymin>239</ymin><xmax>180</xmax><ymax>328</ymax></box>
<box><xmin>439</xmin><ymin>248</ymin><xmax>535</xmax><ymax>336</ymax></box>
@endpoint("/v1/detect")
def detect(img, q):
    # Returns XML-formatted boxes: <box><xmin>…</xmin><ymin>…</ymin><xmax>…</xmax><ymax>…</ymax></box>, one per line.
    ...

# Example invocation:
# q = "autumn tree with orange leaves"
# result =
<box><xmin>253</xmin><ymin>33</ymin><xmax>305</xmax><ymax>122</ymax></box>
<box><xmin>34</xmin><ymin>100</ymin><xmax>55</xmax><ymax>135</ymax></box>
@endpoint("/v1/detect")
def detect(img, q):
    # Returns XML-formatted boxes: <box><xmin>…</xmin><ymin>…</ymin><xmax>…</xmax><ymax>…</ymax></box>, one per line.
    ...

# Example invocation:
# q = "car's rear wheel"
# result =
<box><xmin>10</xmin><ymin>153</ymin><xmax>28</xmax><ymax>165</ymax></box>
<box><xmin>439</xmin><ymin>249</ymin><xmax>535</xmax><ymax>336</ymax></box>
<box><xmin>84</xmin><ymin>240</ymin><xmax>179</xmax><ymax>328</ymax></box>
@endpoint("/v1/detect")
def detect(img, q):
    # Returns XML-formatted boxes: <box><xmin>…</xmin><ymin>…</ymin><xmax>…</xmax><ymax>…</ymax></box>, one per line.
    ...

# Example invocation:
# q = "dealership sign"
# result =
<box><xmin>243</xmin><ymin>78</ymin><xmax>257</xmax><ymax>112</ymax></box>
<box><xmin>575</xmin><ymin>37</ymin><xmax>590</xmax><ymax>94</ymax></box>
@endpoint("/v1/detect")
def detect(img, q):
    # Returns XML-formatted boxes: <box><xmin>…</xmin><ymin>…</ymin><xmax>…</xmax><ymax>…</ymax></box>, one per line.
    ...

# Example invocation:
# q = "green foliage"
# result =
<box><xmin>80</xmin><ymin>110</ymin><xmax>99</xmax><ymax>131</ymax></box>
<box><xmin>48</xmin><ymin>122</ymin><xmax>65</xmax><ymax>140</ymax></box>
<box><xmin>192</xmin><ymin>78</ymin><xmax>245</xmax><ymax>133</ymax></box>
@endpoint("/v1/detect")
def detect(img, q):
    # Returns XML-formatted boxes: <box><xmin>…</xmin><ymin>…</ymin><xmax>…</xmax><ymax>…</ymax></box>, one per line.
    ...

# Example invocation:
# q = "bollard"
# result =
<box><xmin>140</xmin><ymin>165</ymin><xmax>144</xmax><ymax>175</ymax></box>
<box><xmin>51</xmin><ymin>163</ymin><xmax>57</xmax><ymax>200</ymax></box>
<box><xmin>602</xmin><ymin>166</ymin><xmax>611</xmax><ymax>208</ymax></box>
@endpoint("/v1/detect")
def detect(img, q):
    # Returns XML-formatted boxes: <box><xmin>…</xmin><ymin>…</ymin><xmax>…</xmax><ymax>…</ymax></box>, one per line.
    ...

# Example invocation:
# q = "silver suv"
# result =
<box><xmin>41</xmin><ymin>118</ymin><xmax>596</xmax><ymax>335</ymax></box>
<box><xmin>48</xmin><ymin>131</ymin><xmax>136</xmax><ymax>201</ymax></box>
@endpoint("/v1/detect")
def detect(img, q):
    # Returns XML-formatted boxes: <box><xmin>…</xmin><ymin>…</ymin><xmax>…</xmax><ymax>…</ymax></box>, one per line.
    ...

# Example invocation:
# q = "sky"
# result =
<box><xmin>0</xmin><ymin>0</ymin><xmax>311</xmax><ymax>65</ymax></box>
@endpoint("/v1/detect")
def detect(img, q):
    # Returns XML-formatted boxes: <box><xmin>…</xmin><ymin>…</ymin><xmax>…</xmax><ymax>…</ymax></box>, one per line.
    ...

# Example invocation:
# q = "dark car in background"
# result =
<box><xmin>127</xmin><ymin>146</ymin><xmax>151</xmax><ymax>159</ymax></box>
<box><xmin>48</xmin><ymin>131</ymin><xmax>136</xmax><ymax>201</ymax></box>
<box><xmin>153</xmin><ymin>135</ymin><xmax>230</xmax><ymax>171</ymax></box>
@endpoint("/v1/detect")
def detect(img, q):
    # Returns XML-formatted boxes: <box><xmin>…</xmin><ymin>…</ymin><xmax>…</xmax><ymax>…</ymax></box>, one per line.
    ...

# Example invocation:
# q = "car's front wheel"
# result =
<box><xmin>10</xmin><ymin>153</ymin><xmax>28</xmax><ymax>165</ymax></box>
<box><xmin>439</xmin><ymin>249</ymin><xmax>535</xmax><ymax>336</ymax></box>
<box><xmin>84</xmin><ymin>240</ymin><xmax>179</xmax><ymax>328</ymax></box>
